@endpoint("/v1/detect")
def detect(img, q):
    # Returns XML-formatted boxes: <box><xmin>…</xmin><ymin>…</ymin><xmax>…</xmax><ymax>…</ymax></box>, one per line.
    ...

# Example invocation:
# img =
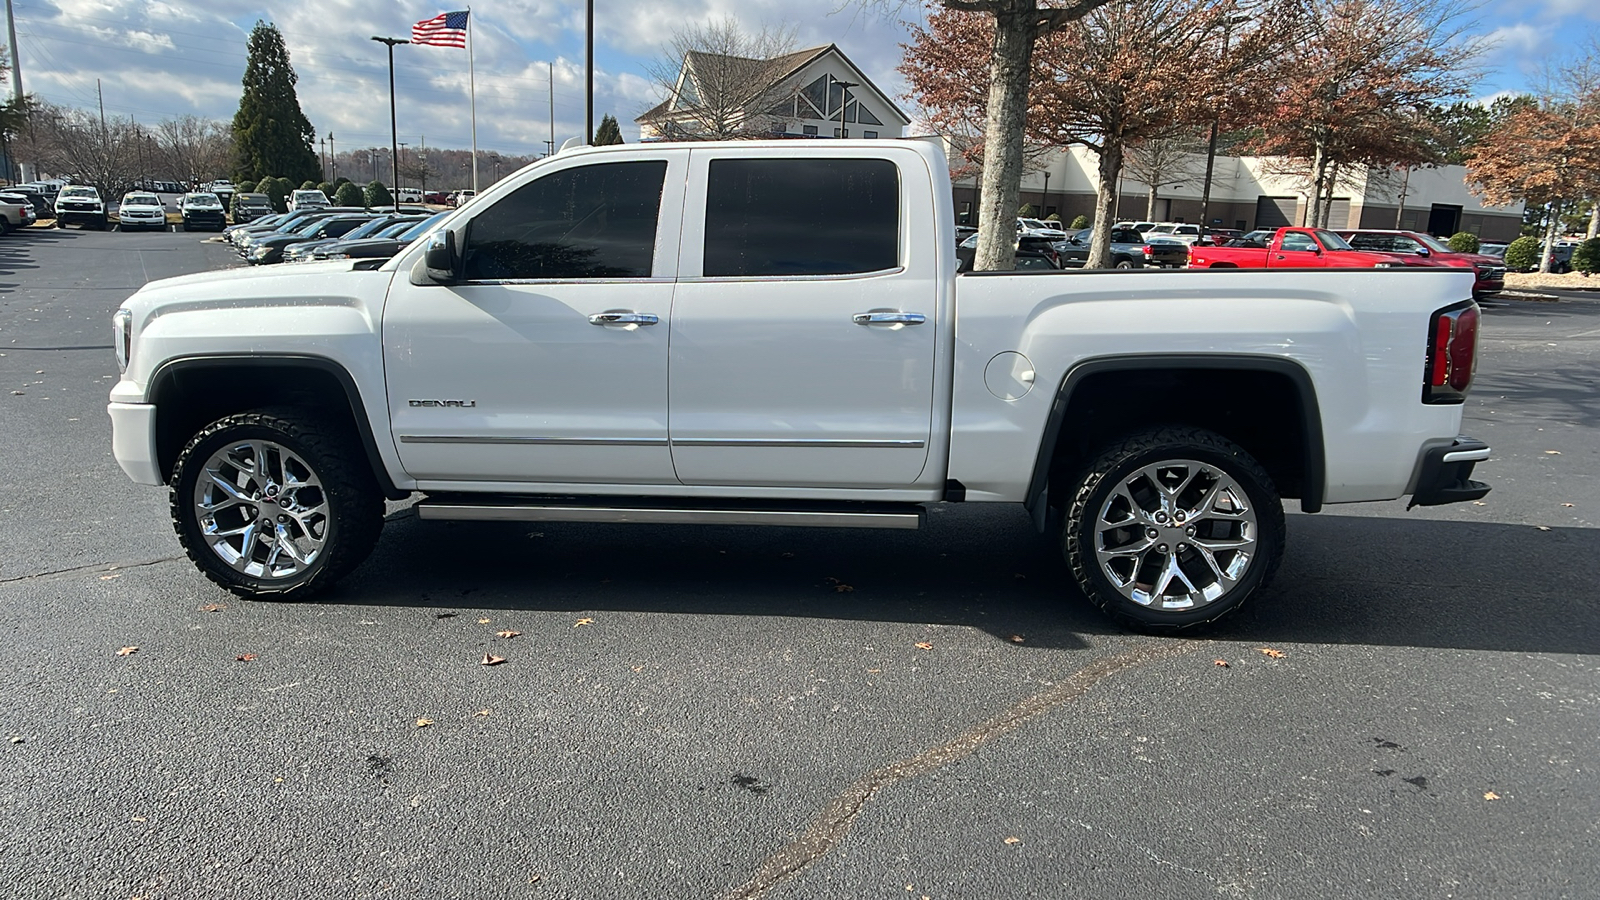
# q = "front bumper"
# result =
<box><xmin>108</xmin><ymin>401</ymin><xmax>164</xmax><ymax>485</ymax></box>
<box><xmin>56</xmin><ymin>209</ymin><xmax>104</xmax><ymax>224</ymax></box>
<box><xmin>1409</xmin><ymin>436</ymin><xmax>1491</xmax><ymax>508</ymax></box>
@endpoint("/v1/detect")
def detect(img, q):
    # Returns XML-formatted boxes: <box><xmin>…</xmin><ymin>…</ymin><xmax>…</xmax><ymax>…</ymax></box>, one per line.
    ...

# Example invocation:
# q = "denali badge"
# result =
<box><xmin>409</xmin><ymin>399</ymin><xmax>477</xmax><ymax>408</ymax></box>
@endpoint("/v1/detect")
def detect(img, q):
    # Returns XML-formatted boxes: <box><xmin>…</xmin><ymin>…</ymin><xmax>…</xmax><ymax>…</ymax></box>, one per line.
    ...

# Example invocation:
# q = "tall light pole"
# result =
<box><xmin>328</xmin><ymin>131</ymin><xmax>336</xmax><ymax>181</ymax></box>
<box><xmin>835</xmin><ymin>79</ymin><xmax>858</xmax><ymax>138</ymax></box>
<box><xmin>398</xmin><ymin>142</ymin><xmax>408</xmax><ymax>193</ymax></box>
<box><xmin>370</xmin><ymin>36</ymin><xmax>406</xmax><ymax>197</ymax></box>
<box><xmin>1043</xmin><ymin>170</ymin><xmax>1051</xmax><ymax>217</ymax></box>
<box><xmin>1199</xmin><ymin>14</ymin><xmax>1250</xmax><ymax>240</ymax></box>
<box><xmin>585</xmin><ymin>0</ymin><xmax>594</xmax><ymax>144</ymax></box>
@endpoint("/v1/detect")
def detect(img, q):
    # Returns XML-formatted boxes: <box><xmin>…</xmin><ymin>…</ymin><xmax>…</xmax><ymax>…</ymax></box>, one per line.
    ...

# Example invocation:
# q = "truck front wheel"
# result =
<box><xmin>170</xmin><ymin>409</ymin><xmax>383</xmax><ymax>599</ymax></box>
<box><xmin>1062</xmin><ymin>427</ymin><xmax>1285</xmax><ymax>632</ymax></box>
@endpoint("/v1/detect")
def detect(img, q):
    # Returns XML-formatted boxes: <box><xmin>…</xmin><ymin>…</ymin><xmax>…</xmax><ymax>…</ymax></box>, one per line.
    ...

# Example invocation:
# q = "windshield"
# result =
<box><xmin>62</xmin><ymin>187</ymin><xmax>97</xmax><ymax>198</ymax></box>
<box><xmin>184</xmin><ymin>194</ymin><xmax>221</xmax><ymax>207</ymax></box>
<box><xmin>1314</xmin><ymin>230</ymin><xmax>1355</xmax><ymax>251</ymax></box>
<box><xmin>400</xmin><ymin>211</ymin><xmax>450</xmax><ymax>241</ymax></box>
<box><xmin>1413</xmin><ymin>233</ymin><xmax>1454</xmax><ymax>253</ymax></box>
<box><xmin>341</xmin><ymin>218</ymin><xmax>394</xmax><ymax>240</ymax></box>
<box><xmin>122</xmin><ymin>194</ymin><xmax>161</xmax><ymax>207</ymax></box>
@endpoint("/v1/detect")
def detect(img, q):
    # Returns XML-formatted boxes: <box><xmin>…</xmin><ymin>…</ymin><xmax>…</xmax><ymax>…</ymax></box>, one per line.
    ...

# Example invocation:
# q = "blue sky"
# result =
<box><xmin>6</xmin><ymin>0</ymin><xmax>1597</xmax><ymax>157</ymax></box>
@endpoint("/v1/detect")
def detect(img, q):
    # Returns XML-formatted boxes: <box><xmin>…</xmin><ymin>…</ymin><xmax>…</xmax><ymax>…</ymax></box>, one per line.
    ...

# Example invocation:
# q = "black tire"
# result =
<box><xmin>170</xmin><ymin>408</ymin><xmax>383</xmax><ymax>600</ymax></box>
<box><xmin>182</xmin><ymin>221</ymin><xmax>191</xmax><ymax>232</ymax></box>
<box><xmin>0</xmin><ymin>218</ymin><xmax>10</xmax><ymax>236</ymax></box>
<box><xmin>1114</xmin><ymin>258</ymin><xmax>1135</xmax><ymax>269</ymax></box>
<box><xmin>1062</xmin><ymin>426</ymin><xmax>1285</xmax><ymax>633</ymax></box>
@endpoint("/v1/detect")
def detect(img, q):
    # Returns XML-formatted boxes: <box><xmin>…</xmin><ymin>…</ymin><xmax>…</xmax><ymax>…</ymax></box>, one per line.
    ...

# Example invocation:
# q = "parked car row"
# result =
<box><xmin>955</xmin><ymin>225</ymin><xmax>1190</xmax><ymax>271</ymax></box>
<box><xmin>225</xmin><ymin>205</ymin><xmax>442</xmax><ymax>265</ymax></box>
<box><xmin>1189</xmin><ymin>227</ymin><xmax>1504</xmax><ymax>298</ymax></box>
<box><xmin>0</xmin><ymin>190</ymin><xmax>40</xmax><ymax>233</ymax></box>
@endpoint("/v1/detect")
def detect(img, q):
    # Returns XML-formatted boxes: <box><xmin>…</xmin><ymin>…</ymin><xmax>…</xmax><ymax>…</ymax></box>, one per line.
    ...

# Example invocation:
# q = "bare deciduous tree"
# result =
<box><xmin>640</xmin><ymin>17</ymin><xmax>803</xmax><ymax>140</ymax></box>
<box><xmin>1123</xmin><ymin>131</ymin><xmax>1206</xmax><ymax>220</ymax></box>
<box><xmin>154</xmin><ymin>115</ymin><xmax>234</xmax><ymax>182</ymax></box>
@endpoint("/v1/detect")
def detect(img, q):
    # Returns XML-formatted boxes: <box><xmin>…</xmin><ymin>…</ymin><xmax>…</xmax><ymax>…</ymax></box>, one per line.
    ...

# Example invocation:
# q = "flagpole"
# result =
<box><xmin>468</xmin><ymin>7</ymin><xmax>478</xmax><ymax>192</ymax></box>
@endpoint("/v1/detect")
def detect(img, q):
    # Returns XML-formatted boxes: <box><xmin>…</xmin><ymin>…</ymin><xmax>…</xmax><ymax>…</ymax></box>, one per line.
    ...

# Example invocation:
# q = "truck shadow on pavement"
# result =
<box><xmin>331</xmin><ymin>505</ymin><xmax>1600</xmax><ymax>656</ymax></box>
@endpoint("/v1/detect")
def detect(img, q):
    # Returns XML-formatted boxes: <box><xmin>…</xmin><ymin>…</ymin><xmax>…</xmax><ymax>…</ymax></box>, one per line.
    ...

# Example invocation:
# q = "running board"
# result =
<box><xmin>415</xmin><ymin>496</ymin><xmax>924</xmax><ymax>530</ymax></box>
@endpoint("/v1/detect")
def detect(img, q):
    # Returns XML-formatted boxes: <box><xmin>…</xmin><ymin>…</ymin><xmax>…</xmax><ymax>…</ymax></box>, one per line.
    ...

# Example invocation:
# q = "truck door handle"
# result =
<box><xmin>853</xmin><ymin>311</ymin><xmax>927</xmax><ymax>327</ymax></box>
<box><xmin>588</xmin><ymin>311</ymin><xmax>659</xmax><ymax>326</ymax></box>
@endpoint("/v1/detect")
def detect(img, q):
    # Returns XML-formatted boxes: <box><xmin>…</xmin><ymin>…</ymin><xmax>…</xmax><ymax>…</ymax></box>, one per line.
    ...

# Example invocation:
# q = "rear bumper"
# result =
<box><xmin>108</xmin><ymin>402</ymin><xmax>164</xmax><ymax>485</ymax></box>
<box><xmin>1409</xmin><ymin>436</ymin><xmax>1491</xmax><ymax>508</ymax></box>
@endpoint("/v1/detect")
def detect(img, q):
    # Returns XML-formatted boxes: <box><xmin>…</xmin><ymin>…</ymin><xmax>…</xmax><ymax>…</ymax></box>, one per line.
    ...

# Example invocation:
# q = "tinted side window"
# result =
<box><xmin>1280</xmin><ymin>232</ymin><xmax>1316</xmax><ymax>252</ymax></box>
<box><xmin>462</xmin><ymin>161</ymin><xmax>666</xmax><ymax>280</ymax></box>
<box><xmin>703</xmin><ymin>158</ymin><xmax>898</xmax><ymax>277</ymax></box>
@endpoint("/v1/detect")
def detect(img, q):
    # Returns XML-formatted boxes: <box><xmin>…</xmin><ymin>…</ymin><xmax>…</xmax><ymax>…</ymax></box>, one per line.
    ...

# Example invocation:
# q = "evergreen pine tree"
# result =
<box><xmin>232</xmin><ymin>22</ymin><xmax>321</xmax><ymax>184</ymax></box>
<box><xmin>593</xmin><ymin>114</ymin><xmax>624</xmax><ymax>145</ymax></box>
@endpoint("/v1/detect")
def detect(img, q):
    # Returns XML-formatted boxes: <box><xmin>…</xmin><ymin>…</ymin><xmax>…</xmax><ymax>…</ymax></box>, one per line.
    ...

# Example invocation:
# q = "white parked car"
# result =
<box><xmin>287</xmin><ymin>189</ymin><xmax>330</xmax><ymax>211</ymax></box>
<box><xmin>108</xmin><ymin>139</ymin><xmax>1491</xmax><ymax>633</ymax></box>
<box><xmin>0</xmin><ymin>191</ymin><xmax>38</xmax><ymax>234</ymax></box>
<box><xmin>1145</xmin><ymin>222</ymin><xmax>1204</xmax><ymax>245</ymax></box>
<box><xmin>1017</xmin><ymin>217</ymin><xmax>1067</xmax><ymax>239</ymax></box>
<box><xmin>395</xmin><ymin>188</ymin><xmax>424</xmax><ymax>203</ymax></box>
<box><xmin>116</xmin><ymin>192</ymin><xmax>167</xmax><ymax>231</ymax></box>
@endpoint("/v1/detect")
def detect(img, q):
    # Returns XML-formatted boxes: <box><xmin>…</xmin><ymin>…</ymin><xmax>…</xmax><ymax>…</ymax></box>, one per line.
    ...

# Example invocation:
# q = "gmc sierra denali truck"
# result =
<box><xmin>108</xmin><ymin>140</ymin><xmax>1490</xmax><ymax>631</ymax></box>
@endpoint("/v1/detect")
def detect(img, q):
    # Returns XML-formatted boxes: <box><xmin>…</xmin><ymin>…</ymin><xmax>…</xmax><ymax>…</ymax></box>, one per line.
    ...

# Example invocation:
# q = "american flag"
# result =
<box><xmin>412</xmin><ymin>11</ymin><xmax>469</xmax><ymax>48</ymax></box>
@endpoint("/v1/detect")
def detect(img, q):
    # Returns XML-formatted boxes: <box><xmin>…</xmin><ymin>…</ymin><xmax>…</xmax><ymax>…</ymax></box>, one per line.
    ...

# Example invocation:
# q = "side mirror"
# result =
<box><xmin>424</xmin><ymin>229</ymin><xmax>460</xmax><ymax>283</ymax></box>
<box><xmin>1415</xmin><ymin>247</ymin><xmax>1431</xmax><ymax>256</ymax></box>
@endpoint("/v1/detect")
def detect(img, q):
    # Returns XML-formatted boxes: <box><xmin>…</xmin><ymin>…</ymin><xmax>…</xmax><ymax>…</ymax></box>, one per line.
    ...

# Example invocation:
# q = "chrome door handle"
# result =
<box><xmin>852</xmin><ymin>311</ymin><xmax>927</xmax><ymax>326</ymax></box>
<box><xmin>588</xmin><ymin>311</ymin><xmax>660</xmax><ymax>326</ymax></box>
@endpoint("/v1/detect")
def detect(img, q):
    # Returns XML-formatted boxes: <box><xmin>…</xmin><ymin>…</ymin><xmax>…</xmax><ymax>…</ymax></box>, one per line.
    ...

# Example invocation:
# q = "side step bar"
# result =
<box><xmin>415</xmin><ymin>496</ymin><xmax>924</xmax><ymax>530</ymax></box>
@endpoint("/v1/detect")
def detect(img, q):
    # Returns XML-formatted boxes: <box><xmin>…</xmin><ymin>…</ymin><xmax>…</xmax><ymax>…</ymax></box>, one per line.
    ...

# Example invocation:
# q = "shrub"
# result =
<box><xmin>235</xmin><ymin>180</ymin><xmax>257</xmax><ymax>193</ymax></box>
<box><xmin>1572</xmin><ymin>237</ymin><xmax>1600</xmax><ymax>275</ymax></box>
<box><xmin>334</xmin><ymin>175</ymin><xmax>352</xmax><ymax>188</ymax></box>
<box><xmin>1503</xmin><ymin>236</ymin><xmax>1541</xmax><ymax>272</ymax></box>
<box><xmin>316</xmin><ymin>181</ymin><xmax>335</xmax><ymax>199</ymax></box>
<box><xmin>261</xmin><ymin>176</ymin><xmax>291</xmax><ymax>212</ymax></box>
<box><xmin>1017</xmin><ymin>203</ymin><xmax>1035</xmax><ymax>217</ymax></box>
<box><xmin>334</xmin><ymin>182</ymin><xmax>365</xmax><ymax>207</ymax></box>
<box><xmin>1045</xmin><ymin>212</ymin><xmax>1060</xmax><ymax>222</ymax></box>
<box><xmin>364</xmin><ymin>180</ymin><xmax>393</xmax><ymax>208</ymax></box>
<box><xmin>300</xmin><ymin>180</ymin><xmax>318</xmax><ymax>190</ymax></box>
<box><xmin>1447</xmin><ymin>232</ymin><xmax>1481</xmax><ymax>253</ymax></box>
<box><xmin>1069</xmin><ymin>215</ymin><xmax>1090</xmax><ymax>229</ymax></box>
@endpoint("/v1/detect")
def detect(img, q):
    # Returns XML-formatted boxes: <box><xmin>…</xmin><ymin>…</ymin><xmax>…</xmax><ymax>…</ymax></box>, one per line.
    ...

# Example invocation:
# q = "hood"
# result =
<box><xmin>120</xmin><ymin>261</ymin><xmax>393</xmax><ymax>328</ymax></box>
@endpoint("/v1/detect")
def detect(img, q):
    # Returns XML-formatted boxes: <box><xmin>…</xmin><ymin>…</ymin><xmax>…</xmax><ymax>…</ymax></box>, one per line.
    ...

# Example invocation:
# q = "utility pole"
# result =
<box><xmin>835</xmin><ymin>80</ymin><xmax>857</xmax><ymax>139</ymax></box>
<box><xmin>419</xmin><ymin>134</ymin><xmax>426</xmax><ymax>195</ymax></box>
<box><xmin>370</xmin><ymin>36</ymin><xmax>406</xmax><ymax>196</ymax></box>
<box><xmin>585</xmin><ymin>0</ymin><xmax>593</xmax><ymax>144</ymax></box>
<box><xmin>549</xmin><ymin>61</ymin><xmax>555</xmax><ymax>155</ymax></box>
<box><xmin>328</xmin><ymin>131</ymin><xmax>336</xmax><ymax>182</ymax></box>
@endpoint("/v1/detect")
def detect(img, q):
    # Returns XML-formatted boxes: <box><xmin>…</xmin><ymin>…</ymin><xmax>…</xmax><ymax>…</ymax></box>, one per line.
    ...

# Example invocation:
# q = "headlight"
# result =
<box><xmin>327</xmin><ymin>253</ymin><xmax>351</xmax><ymax>259</ymax></box>
<box><xmin>113</xmin><ymin>308</ymin><xmax>132</xmax><ymax>373</ymax></box>
<box><xmin>250</xmin><ymin>246</ymin><xmax>271</xmax><ymax>258</ymax></box>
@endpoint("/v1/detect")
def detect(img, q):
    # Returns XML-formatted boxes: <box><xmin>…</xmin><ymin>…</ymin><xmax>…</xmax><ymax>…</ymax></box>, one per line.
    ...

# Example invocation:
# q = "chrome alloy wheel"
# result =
<box><xmin>193</xmin><ymin>440</ymin><xmax>329</xmax><ymax>579</ymax></box>
<box><xmin>1093</xmin><ymin>459</ymin><xmax>1258</xmax><ymax>611</ymax></box>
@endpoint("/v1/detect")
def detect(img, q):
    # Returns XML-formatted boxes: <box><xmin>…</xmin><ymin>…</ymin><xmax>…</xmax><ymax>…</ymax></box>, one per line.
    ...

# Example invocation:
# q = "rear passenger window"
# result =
<box><xmin>703</xmin><ymin>158</ymin><xmax>898</xmax><ymax>277</ymax></box>
<box><xmin>462</xmin><ymin>161</ymin><xmax>666</xmax><ymax>280</ymax></box>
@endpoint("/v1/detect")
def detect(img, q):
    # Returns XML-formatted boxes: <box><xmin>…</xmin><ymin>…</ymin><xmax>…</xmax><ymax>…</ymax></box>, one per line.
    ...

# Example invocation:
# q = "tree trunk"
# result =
<box><xmin>1588</xmin><ymin>203</ymin><xmax>1598</xmax><ymax>240</ymax></box>
<box><xmin>974</xmin><ymin>7</ymin><xmax>1037</xmax><ymax>272</ymax></box>
<box><xmin>1088</xmin><ymin>140</ymin><xmax>1124</xmax><ymax>268</ymax></box>
<box><xmin>1540</xmin><ymin>202</ymin><xmax>1561</xmax><ymax>274</ymax></box>
<box><xmin>1145</xmin><ymin>185</ymin><xmax>1156</xmax><ymax>221</ymax></box>
<box><xmin>1308</xmin><ymin>142</ymin><xmax>1328</xmax><ymax>227</ymax></box>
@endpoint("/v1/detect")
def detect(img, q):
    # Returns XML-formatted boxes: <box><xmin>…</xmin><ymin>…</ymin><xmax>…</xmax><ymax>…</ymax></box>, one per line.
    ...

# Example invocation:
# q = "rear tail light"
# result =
<box><xmin>1423</xmin><ymin>301</ymin><xmax>1479</xmax><ymax>403</ymax></box>
<box><xmin>1142</xmin><ymin>244</ymin><xmax>1154</xmax><ymax>258</ymax></box>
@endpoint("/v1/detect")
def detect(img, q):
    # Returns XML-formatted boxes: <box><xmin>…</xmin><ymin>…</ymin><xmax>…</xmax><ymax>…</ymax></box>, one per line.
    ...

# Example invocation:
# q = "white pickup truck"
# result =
<box><xmin>108</xmin><ymin>140</ymin><xmax>1490</xmax><ymax>631</ymax></box>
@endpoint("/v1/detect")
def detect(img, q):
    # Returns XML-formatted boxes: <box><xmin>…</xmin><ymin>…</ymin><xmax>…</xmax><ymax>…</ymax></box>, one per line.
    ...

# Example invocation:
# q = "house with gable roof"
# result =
<box><xmin>637</xmin><ymin>43</ymin><xmax>910</xmax><ymax>141</ymax></box>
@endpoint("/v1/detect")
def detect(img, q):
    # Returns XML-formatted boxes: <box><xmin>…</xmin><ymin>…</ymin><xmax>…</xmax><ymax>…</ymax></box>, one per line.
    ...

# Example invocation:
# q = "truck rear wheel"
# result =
<box><xmin>1062</xmin><ymin>427</ymin><xmax>1284</xmax><ymax>632</ymax></box>
<box><xmin>170</xmin><ymin>409</ymin><xmax>383</xmax><ymax>600</ymax></box>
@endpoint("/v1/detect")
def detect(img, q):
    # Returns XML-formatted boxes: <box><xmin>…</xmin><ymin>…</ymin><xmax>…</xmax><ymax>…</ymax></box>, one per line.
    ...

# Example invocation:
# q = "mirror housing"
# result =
<box><xmin>1415</xmin><ymin>246</ymin><xmax>1431</xmax><ymax>257</ymax></box>
<box><xmin>424</xmin><ymin>229</ymin><xmax>460</xmax><ymax>283</ymax></box>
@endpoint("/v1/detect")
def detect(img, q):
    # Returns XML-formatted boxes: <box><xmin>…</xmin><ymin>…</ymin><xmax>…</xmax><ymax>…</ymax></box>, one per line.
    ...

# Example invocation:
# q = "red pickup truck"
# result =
<box><xmin>1337</xmin><ymin>229</ymin><xmax>1506</xmax><ymax>299</ymax></box>
<box><xmin>1188</xmin><ymin>227</ymin><xmax>1418</xmax><ymax>269</ymax></box>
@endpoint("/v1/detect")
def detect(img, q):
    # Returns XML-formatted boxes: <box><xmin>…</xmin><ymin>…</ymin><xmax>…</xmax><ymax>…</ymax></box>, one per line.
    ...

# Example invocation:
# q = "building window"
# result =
<box><xmin>770</xmin><ymin>121</ymin><xmax>788</xmax><ymax>135</ymax></box>
<box><xmin>703</xmin><ymin>158</ymin><xmax>899</xmax><ymax>277</ymax></box>
<box><xmin>863</xmin><ymin>131</ymin><xmax>878</xmax><ymax>139</ymax></box>
<box><xmin>834</xmin><ymin>128</ymin><xmax>848</xmax><ymax>138</ymax></box>
<box><xmin>802</xmin><ymin>125</ymin><xmax>818</xmax><ymax>136</ymax></box>
<box><xmin>856</xmin><ymin>104</ymin><xmax>883</xmax><ymax>126</ymax></box>
<box><xmin>462</xmin><ymin>161</ymin><xmax>667</xmax><ymax>280</ymax></box>
<box><xmin>959</xmin><ymin>201</ymin><xmax>972</xmax><ymax>225</ymax></box>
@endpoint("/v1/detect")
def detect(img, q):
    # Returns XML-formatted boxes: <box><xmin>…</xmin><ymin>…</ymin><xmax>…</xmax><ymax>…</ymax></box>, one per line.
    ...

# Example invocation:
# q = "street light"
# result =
<box><xmin>328</xmin><ymin>131</ymin><xmax>336</xmax><ymax>182</ymax></box>
<box><xmin>1198</xmin><ymin>14</ymin><xmax>1251</xmax><ymax>240</ymax></box>
<box><xmin>370</xmin><ymin>36</ymin><xmax>406</xmax><ymax>197</ymax></box>
<box><xmin>835</xmin><ymin>79</ymin><xmax>858</xmax><ymax>138</ymax></box>
<box><xmin>398</xmin><ymin>142</ymin><xmax>408</xmax><ymax>194</ymax></box>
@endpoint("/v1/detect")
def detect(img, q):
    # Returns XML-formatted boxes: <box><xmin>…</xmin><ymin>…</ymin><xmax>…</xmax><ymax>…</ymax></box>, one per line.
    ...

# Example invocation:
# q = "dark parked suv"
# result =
<box><xmin>1056</xmin><ymin>228</ymin><xmax>1188</xmax><ymax>269</ymax></box>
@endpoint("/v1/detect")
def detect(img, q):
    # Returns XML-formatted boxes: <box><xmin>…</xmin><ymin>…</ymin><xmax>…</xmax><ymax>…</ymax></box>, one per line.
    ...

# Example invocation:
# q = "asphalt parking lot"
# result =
<box><xmin>2</xmin><ymin>225</ymin><xmax>1597</xmax><ymax>899</ymax></box>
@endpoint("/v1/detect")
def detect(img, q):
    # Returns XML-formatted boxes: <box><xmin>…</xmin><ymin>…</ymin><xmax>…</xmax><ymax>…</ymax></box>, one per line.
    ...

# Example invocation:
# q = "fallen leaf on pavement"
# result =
<box><xmin>478</xmin><ymin>618</ymin><xmax>491</xmax><ymax>624</ymax></box>
<box><xmin>1214</xmin><ymin>659</ymin><xmax>1230</xmax><ymax>667</ymax></box>
<box><xmin>833</xmin><ymin>584</ymin><xmax>854</xmax><ymax>592</ymax></box>
<box><xmin>1004</xmin><ymin>836</ymin><xmax>1021</xmax><ymax>845</ymax></box>
<box><xmin>496</xmin><ymin>629</ymin><xmax>521</xmax><ymax>638</ymax></box>
<box><xmin>235</xmin><ymin>653</ymin><xmax>257</xmax><ymax>662</ymax></box>
<box><xmin>99</xmin><ymin>574</ymin><xmax>121</xmax><ymax>581</ymax></box>
<box><xmin>480</xmin><ymin>654</ymin><xmax>506</xmax><ymax>666</ymax></box>
<box><xmin>473</xmin><ymin>709</ymin><xmax>491</xmax><ymax>717</ymax></box>
<box><xmin>1544</xmin><ymin>450</ymin><xmax>1561</xmax><ymax>455</ymax></box>
<box><xmin>116</xmin><ymin>646</ymin><xmax>138</xmax><ymax>656</ymax></box>
<box><xmin>1472</xmin><ymin>500</ymin><xmax>1486</xmax><ymax>506</ymax></box>
<box><xmin>1259</xmin><ymin>647</ymin><xmax>1286</xmax><ymax>659</ymax></box>
<box><xmin>574</xmin><ymin>618</ymin><xmax>593</xmax><ymax>628</ymax></box>
<box><xmin>1535</xmin><ymin>526</ymin><xmax>1552</xmax><ymax>532</ymax></box>
<box><xmin>1484</xmin><ymin>791</ymin><xmax>1500</xmax><ymax>800</ymax></box>
<box><xmin>914</xmin><ymin>642</ymin><xmax>933</xmax><ymax>650</ymax></box>
<box><xmin>198</xmin><ymin>603</ymin><xmax>225</xmax><ymax>612</ymax></box>
<box><xmin>415</xmin><ymin>718</ymin><xmax>434</xmax><ymax>728</ymax></box>
<box><xmin>1009</xmin><ymin>634</ymin><xmax>1025</xmax><ymax>643</ymax></box>
<box><xmin>867</xmin><ymin>668</ymin><xmax>882</xmax><ymax>673</ymax></box>
<box><xmin>131</xmin><ymin>816</ymin><xmax>147</xmax><ymax>822</ymax></box>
